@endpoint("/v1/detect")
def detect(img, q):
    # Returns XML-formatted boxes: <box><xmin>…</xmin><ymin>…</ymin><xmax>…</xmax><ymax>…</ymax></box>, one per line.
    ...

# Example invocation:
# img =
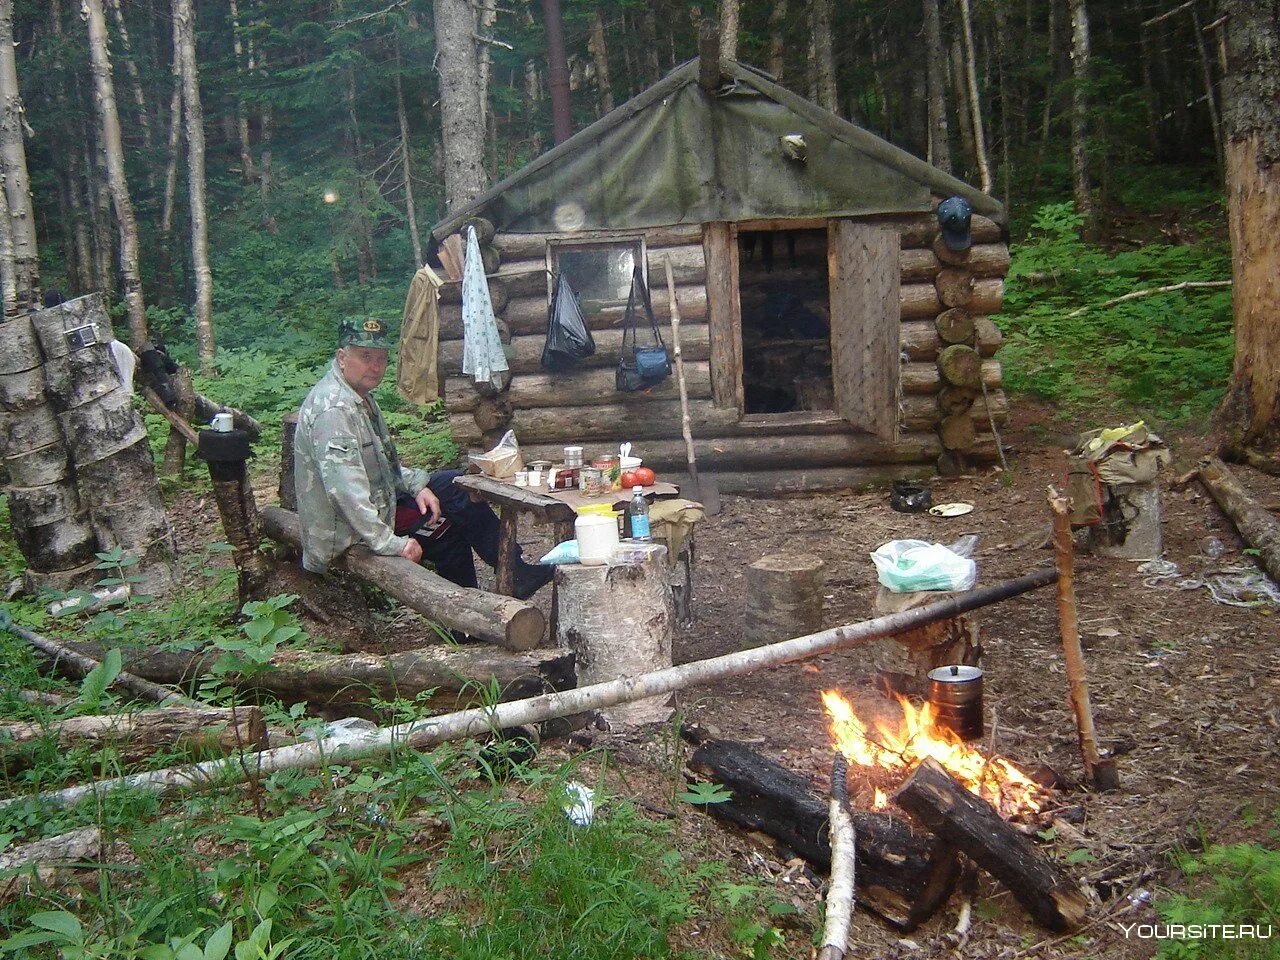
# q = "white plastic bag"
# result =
<box><xmin>468</xmin><ymin>428</ymin><xmax>523</xmax><ymax>478</ymax></box>
<box><xmin>871</xmin><ymin>539</ymin><xmax>977</xmax><ymax>593</ymax></box>
<box><xmin>539</xmin><ymin>540</ymin><xmax>580</xmax><ymax>565</ymax></box>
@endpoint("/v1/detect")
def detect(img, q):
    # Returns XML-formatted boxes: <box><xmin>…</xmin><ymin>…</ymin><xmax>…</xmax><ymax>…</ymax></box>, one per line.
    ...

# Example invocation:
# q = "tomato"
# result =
<box><xmin>619</xmin><ymin>470</ymin><xmax>639</xmax><ymax>488</ymax></box>
<box><xmin>632</xmin><ymin>467</ymin><xmax>657</xmax><ymax>487</ymax></box>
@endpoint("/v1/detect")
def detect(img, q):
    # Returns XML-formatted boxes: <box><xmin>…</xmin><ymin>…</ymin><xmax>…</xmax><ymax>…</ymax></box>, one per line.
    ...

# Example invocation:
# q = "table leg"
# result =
<box><xmin>550</xmin><ymin>520</ymin><xmax>574</xmax><ymax>645</ymax></box>
<box><xmin>495</xmin><ymin>506</ymin><xmax>518</xmax><ymax>595</ymax></box>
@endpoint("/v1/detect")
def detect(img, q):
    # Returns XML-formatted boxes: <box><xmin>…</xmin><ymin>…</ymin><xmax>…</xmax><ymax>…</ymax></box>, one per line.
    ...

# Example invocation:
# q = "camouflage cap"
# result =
<box><xmin>338</xmin><ymin>317</ymin><xmax>391</xmax><ymax>349</ymax></box>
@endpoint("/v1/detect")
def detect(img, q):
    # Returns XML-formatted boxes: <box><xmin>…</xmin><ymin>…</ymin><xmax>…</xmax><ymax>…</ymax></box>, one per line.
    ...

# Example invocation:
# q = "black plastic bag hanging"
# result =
<box><xmin>541</xmin><ymin>274</ymin><xmax>596</xmax><ymax>372</ymax></box>
<box><xmin>615</xmin><ymin>265</ymin><xmax>671</xmax><ymax>392</ymax></box>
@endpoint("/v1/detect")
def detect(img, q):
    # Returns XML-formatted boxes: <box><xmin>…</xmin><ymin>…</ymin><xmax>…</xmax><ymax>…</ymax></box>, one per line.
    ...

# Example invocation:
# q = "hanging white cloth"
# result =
<box><xmin>460</xmin><ymin>225</ymin><xmax>509</xmax><ymax>389</ymax></box>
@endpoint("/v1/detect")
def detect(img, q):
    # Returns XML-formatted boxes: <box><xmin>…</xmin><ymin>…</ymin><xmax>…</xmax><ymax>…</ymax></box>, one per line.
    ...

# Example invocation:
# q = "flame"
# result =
<box><xmin>821</xmin><ymin>689</ymin><xmax>1044</xmax><ymax>817</ymax></box>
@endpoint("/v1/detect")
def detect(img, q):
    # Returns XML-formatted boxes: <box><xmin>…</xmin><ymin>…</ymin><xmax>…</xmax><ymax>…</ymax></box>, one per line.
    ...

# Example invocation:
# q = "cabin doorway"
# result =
<box><xmin>736</xmin><ymin>227</ymin><xmax>833</xmax><ymax>414</ymax></box>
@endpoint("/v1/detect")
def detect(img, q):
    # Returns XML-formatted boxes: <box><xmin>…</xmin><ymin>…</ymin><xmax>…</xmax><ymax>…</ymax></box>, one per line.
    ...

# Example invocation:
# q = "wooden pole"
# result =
<box><xmin>817</xmin><ymin>754</ymin><xmax>856</xmax><ymax>960</ymax></box>
<box><xmin>1047</xmin><ymin>486</ymin><xmax>1118</xmax><ymax>791</ymax></box>
<box><xmin>663</xmin><ymin>256</ymin><xmax>699</xmax><ymax>487</ymax></box>
<box><xmin>2</xmin><ymin>569</ymin><xmax>1058</xmax><ymax>810</ymax></box>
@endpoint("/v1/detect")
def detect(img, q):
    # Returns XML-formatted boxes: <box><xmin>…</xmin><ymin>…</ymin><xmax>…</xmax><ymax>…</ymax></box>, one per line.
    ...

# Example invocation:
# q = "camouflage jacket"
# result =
<box><xmin>294</xmin><ymin>361</ymin><xmax>430</xmax><ymax>573</ymax></box>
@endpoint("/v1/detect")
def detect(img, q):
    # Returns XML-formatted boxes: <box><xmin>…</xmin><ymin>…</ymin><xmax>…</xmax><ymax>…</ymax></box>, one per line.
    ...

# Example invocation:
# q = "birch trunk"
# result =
<box><xmin>1215</xmin><ymin>0</ymin><xmax>1280</xmax><ymax>453</ymax></box>
<box><xmin>922</xmin><ymin>0</ymin><xmax>951</xmax><ymax>174</ymax></box>
<box><xmin>719</xmin><ymin>0</ymin><xmax>740</xmax><ymax>62</ymax></box>
<box><xmin>106</xmin><ymin>0</ymin><xmax>153</xmax><ymax>156</ymax></box>
<box><xmin>811</xmin><ymin>0</ymin><xmax>837</xmax><ymax>112</ymax></box>
<box><xmin>434</xmin><ymin>0</ymin><xmax>486</xmax><ymax>210</ymax></box>
<box><xmin>228</xmin><ymin>0</ymin><xmax>254</xmax><ymax>182</ymax></box>
<box><xmin>173</xmin><ymin>0</ymin><xmax>215</xmax><ymax>371</ymax></box>
<box><xmin>766</xmin><ymin>0</ymin><xmax>788</xmax><ymax>80</ymax></box>
<box><xmin>0</xmin><ymin>0</ymin><xmax>39</xmax><ymax>312</ymax></box>
<box><xmin>1067</xmin><ymin>0</ymin><xmax>1095</xmax><ymax>235</ymax></box>
<box><xmin>394</xmin><ymin>57</ymin><xmax>422</xmax><ymax>268</ymax></box>
<box><xmin>159</xmin><ymin>12</ymin><xmax>182</xmax><ymax>281</ymax></box>
<box><xmin>957</xmin><ymin>0</ymin><xmax>992</xmax><ymax>192</ymax></box>
<box><xmin>0</xmin><ymin>165</ymin><xmax>15</xmax><ymax>314</ymax></box>
<box><xmin>88</xmin><ymin>138</ymin><xmax>114</xmax><ymax>299</ymax></box>
<box><xmin>588</xmin><ymin>10</ymin><xmax>614</xmax><ymax>114</ymax></box>
<box><xmin>83</xmin><ymin>0</ymin><xmax>148</xmax><ymax>345</ymax></box>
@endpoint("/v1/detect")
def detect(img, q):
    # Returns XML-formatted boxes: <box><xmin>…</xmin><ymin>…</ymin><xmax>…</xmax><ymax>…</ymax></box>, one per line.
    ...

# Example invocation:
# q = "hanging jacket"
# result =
<box><xmin>396</xmin><ymin>264</ymin><xmax>445</xmax><ymax>405</ymax></box>
<box><xmin>460</xmin><ymin>225</ymin><xmax>509</xmax><ymax>389</ymax></box>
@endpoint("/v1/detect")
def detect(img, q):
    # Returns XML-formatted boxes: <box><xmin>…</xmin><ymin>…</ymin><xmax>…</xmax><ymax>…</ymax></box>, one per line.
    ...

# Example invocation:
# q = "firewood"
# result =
<box><xmin>688</xmin><ymin>738</ymin><xmax>961</xmax><ymax>931</ymax></box>
<box><xmin>261</xmin><ymin>506</ymin><xmax>546</xmax><ymax>651</ymax></box>
<box><xmin>1197</xmin><ymin>457</ymin><xmax>1280</xmax><ymax>585</ymax></box>
<box><xmin>0</xmin><ymin>705</ymin><xmax>267</xmax><ymax>766</ymax></box>
<box><xmin>817</xmin><ymin>755</ymin><xmax>857</xmax><ymax>960</ymax></box>
<box><xmin>891</xmin><ymin>758</ymin><xmax>1089</xmax><ymax>931</ymax></box>
<box><xmin>6</xmin><ymin>571</ymin><xmax>1059</xmax><ymax>813</ymax></box>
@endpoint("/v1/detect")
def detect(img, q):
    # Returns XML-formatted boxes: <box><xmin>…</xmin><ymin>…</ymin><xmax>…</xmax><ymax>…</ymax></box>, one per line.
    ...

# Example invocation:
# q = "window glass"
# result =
<box><xmin>553</xmin><ymin>242</ymin><xmax>643</xmax><ymax>317</ymax></box>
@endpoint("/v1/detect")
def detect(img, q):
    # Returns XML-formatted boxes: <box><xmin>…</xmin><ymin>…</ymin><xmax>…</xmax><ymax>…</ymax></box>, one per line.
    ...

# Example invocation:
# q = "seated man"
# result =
<box><xmin>294</xmin><ymin>317</ymin><xmax>552</xmax><ymax>600</ymax></box>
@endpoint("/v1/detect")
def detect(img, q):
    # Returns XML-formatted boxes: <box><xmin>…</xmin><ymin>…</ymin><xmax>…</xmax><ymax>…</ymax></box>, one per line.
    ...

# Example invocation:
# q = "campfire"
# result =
<box><xmin>820</xmin><ymin>690</ymin><xmax>1047</xmax><ymax>819</ymax></box>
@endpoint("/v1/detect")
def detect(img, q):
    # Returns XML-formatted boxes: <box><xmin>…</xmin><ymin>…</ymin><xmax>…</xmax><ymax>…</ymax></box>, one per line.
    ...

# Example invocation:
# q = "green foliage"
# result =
<box><xmin>678</xmin><ymin>781</ymin><xmax>734</xmax><ymax>806</ymax></box>
<box><xmin>1001</xmin><ymin>200</ymin><xmax>1233</xmax><ymax>424</ymax></box>
<box><xmin>1157</xmin><ymin>833</ymin><xmax>1280</xmax><ymax>959</ymax></box>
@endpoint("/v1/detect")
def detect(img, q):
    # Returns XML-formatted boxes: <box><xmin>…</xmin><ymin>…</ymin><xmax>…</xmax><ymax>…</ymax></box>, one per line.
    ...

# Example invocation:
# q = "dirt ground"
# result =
<box><xmin>184</xmin><ymin>402</ymin><xmax>1280</xmax><ymax>959</ymax></box>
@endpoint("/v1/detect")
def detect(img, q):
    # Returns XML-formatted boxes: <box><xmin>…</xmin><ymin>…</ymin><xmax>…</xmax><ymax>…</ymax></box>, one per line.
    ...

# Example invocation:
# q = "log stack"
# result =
<box><xmin>925</xmin><ymin>225</ymin><xmax>1010</xmax><ymax>476</ymax></box>
<box><xmin>0</xmin><ymin>315</ymin><xmax>99</xmax><ymax>592</ymax></box>
<box><xmin>29</xmin><ymin>295</ymin><xmax>177</xmax><ymax>595</ymax></box>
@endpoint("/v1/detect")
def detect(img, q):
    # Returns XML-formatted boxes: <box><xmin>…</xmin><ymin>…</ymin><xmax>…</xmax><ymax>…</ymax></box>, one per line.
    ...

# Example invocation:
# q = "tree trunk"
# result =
<box><xmin>158</xmin><ymin>11</ymin><xmax>182</xmax><ymax>286</ymax></box>
<box><xmin>0</xmin><ymin>0</ymin><xmax>40</xmax><ymax>313</ymax></box>
<box><xmin>0</xmin><ymin>706</ymin><xmax>267</xmax><ymax>766</ymax></box>
<box><xmin>950</xmin><ymin>38</ymin><xmax>976</xmax><ymax>174</ymax></box>
<box><xmin>1134</xmin><ymin>0</ymin><xmax>1161</xmax><ymax>156</ymax></box>
<box><xmin>719</xmin><ymin>0</ymin><xmax>740</xmax><ymax>62</ymax></box>
<box><xmin>83</xmin><ymin>0</ymin><xmax>149</xmax><ymax>347</ymax></box>
<box><xmin>173</xmin><ymin>0</ymin><xmax>215</xmax><ymax>372</ymax></box>
<box><xmin>765</xmin><ymin>0</ymin><xmax>789</xmax><ymax>80</ymax></box>
<box><xmin>1189</xmin><ymin>5</ymin><xmax>1225</xmax><ymax>179</ymax></box>
<box><xmin>1214</xmin><ymin>0</ymin><xmax>1280</xmax><ymax>452</ymax></box>
<box><xmin>257</xmin><ymin>41</ymin><xmax>277</xmax><ymax>235</ymax></box>
<box><xmin>639</xmin><ymin>7</ymin><xmax>661</xmax><ymax>85</ymax></box>
<box><xmin>541</xmin><ymin>0</ymin><xmax>572</xmax><ymax>145</ymax></box>
<box><xmin>435</xmin><ymin>0</ymin><xmax>486</xmax><ymax>211</ymax></box>
<box><xmin>588</xmin><ymin>10</ymin><xmax>614</xmax><ymax>114</ymax></box>
<box><xmin>88</xmin><ymin>136</ymin><xmax>114</xmax><ymax>300</ymax></box>
<box><xmin>0</xmin><ymin>158</ymin><xmax>15</xmax><ymax>314</ymax></box>
<box><xmin>227</xmin><ymin>0</ymin><xmax>254</xmax><ymax>182</ymax></box>
<box><xmin>395</xmin><ymin>63</ymin><xmax>423</xmax><ymax>268</ymax></box>
<box><xmin>105</xmin><ymin>0</ymin><xmax>154</xmax><ymax>157</ymax></box>
<box><xmin>1197</xmin><ymin>457</ymin><xmax>1280</xmax><ymax>584</ymax></box>
<box><xmin>922</xmin><ymin>0</ymin><xmax>952</xmax><ymax>173</ymax></box>
<box><xmin>811</xmin><ymin>0</ymin><xmax>837</xmax><ymax>112</ymax></box>
<box><xmin>958</xmin><ymin>0</ymin><xmax>992</xmax><ymax>192</ymax></box>
<box><xmin>1067</xmin><ymin>0</ymin><xmax>1095</xmax><ymax>236</ymax></box>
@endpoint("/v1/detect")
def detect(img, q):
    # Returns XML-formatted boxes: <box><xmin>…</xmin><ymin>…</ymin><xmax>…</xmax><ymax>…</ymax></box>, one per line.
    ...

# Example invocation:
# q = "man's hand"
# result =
<box><xmin>400</xmin><ymin>538</ymin><xmax>423</xmax><ymax>563</ymax></box>
<box><xmin>414</xmin><ymin>486</ymin><xmax>442</xmax><ymax>524</ymax></box>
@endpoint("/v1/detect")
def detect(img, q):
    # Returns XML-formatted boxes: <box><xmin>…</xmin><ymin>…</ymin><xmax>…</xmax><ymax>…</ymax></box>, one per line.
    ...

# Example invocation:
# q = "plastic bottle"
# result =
<box><xmin>628</xmin><ymin>487</ymin><xmax>652</xmax><ymax>542</ymax></box>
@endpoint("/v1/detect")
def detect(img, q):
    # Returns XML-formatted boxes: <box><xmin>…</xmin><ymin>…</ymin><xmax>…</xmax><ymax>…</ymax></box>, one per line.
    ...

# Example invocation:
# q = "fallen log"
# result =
<box><xmin>1197</xmin><ymin>457</ymin><xmax>1280</xmax><ymax>586</ymax></box>
<box><xmin>0</xmin><ymin>826</ymin><xmax>101</xmax><ymax>872</ymax></box>
<box><xmin>3</xmin><ymin>569</ymin><xmax>1058</xmax><ymax>811</ymax></box>
<box><xmin>688</xmin><ymin>737</ymin><xmax>960</xmax><ymax>931</ymax></box>
<box><xmin>0</xmin><ymin>705</ymin><xmax>267</xmax><ymax>765</ymax></box>
<box><xmin>66</xmin><ymin>640</ymin><xmax>576</xmax><ymax>716</ymax></box>
<box><xmin>260</xmin><ymin>507</ymin><xmax>546</xmax><ymax>651</ymax></box>
<box><xmin>891</xmin><ymin>758</ymin><xmax>1089</xmax><ymax>932</ymax></box>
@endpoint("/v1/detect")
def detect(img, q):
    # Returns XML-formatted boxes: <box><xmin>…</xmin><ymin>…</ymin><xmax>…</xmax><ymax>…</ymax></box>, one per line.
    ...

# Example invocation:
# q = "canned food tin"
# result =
<box><xmin>563</xmin><ymin>446</ymin><xmax>584</xmax><ymax>468</ymax></box>
<box><xmin>591</xmin><ymin>455</ymin><xmax>621</xmax><ymax>491</ymax></box>
<box><xmin>579</xmin><ymin>467</ymin><xmax>605</xmax><ymax>497</ymax></box>
<box><xmin>927</xmin><ymin>664</ymin><xmax>984</xmax><ymax>741</ymax></box>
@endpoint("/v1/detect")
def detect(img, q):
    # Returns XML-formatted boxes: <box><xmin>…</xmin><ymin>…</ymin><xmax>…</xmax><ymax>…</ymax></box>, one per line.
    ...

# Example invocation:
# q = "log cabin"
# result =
<box><xmin>423</xmin><ymin>55</ymin><xmax>1010</xmax><ymax>493</ymax></box>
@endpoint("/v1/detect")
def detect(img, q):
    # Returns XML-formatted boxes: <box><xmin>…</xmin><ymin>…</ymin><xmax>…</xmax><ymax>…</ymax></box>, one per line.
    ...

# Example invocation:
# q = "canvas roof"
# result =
<box><xmin>432</xmin><ymin>59</ymin><xmax>1003</xmax><ymax>240</ymax></box>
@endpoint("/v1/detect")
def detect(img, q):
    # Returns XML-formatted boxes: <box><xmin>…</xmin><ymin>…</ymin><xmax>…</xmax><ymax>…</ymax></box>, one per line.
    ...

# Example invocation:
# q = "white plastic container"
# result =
<box><xmin>575</xmin><ymin>510</ymin><xmax>620</xmax><ymax>566</ymax></box>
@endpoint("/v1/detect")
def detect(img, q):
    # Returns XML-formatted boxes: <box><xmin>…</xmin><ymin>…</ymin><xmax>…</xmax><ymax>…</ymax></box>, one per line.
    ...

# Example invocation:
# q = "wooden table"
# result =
<box><xmin>452</xmin><ymin>474</ymin><xmax>680</xmax><ymax>596</ymax></box>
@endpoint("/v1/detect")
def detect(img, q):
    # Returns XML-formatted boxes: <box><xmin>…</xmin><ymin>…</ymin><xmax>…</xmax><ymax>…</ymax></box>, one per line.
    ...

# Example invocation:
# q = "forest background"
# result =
<box><xmin>5</xmin><ymin>0</ymin><xmax>1237</xmax><ymax>467</ymax></box>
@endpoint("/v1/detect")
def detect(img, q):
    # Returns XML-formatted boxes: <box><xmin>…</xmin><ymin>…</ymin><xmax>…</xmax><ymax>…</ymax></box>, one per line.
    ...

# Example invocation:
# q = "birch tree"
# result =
<box><xmin>0</xmin><ymin>0</ymin><xmax>38</xmax><ymax>312</ymax></box>
<box><xmin>83</xmin><ymin>0</ymin><xmax>148</xmax><ymax>345</ymax></box>
<box><xmin>957</xmin><ymin>0</ymin><xmax>992</xmax><ymax>192</ymax></box>
<box><xmin>173</xmin><ymin>0</ymin><xmax>215</xmax><ymax>371</ymax></box>
<box><xmin>1067</xmin><ymin>0</ymin><xmax>1095</xmax><ymax>235</ymax></box>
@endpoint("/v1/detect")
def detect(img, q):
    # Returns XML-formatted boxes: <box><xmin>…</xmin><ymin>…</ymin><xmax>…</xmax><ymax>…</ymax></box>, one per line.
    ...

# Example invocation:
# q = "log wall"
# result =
<box><xmin>436</xmin><ymin>211</ymin><xmax>1009</xmax><ymax>493</ymax></box>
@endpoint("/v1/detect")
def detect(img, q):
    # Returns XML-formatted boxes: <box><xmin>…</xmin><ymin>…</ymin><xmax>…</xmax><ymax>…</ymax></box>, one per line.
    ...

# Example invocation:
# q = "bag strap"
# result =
<box><xmin>621</xmin><ymin>265</ymin><xmax>665</xmax><ymax>354</ymax></box>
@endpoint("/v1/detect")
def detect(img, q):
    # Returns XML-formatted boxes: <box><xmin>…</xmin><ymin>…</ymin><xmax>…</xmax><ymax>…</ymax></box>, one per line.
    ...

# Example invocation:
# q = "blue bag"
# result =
<box><xmin>615</xmin><ymin>266</ymin><xmax>671</xmax><ymax>392</ymax></box>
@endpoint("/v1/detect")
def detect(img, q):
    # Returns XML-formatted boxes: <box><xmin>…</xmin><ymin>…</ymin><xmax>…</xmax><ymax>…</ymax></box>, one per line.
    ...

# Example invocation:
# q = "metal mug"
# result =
<box><xmin>211</xmin><ymin>412</ymin><xmax>234</xmax><ymax>432</ymax></box>
<box><xmin>927</xmin><ymin>664</ymin><xmax>984</xmax><ymax>741</ymax></box>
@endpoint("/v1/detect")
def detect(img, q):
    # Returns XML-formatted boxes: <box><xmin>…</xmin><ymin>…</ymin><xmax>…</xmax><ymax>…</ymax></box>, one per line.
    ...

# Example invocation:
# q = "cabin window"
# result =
<box><xmin>549</xmin><ymin>239</ymin><xmax>646</xmax><ymax>320</ymax></box>
<box><xmin>736</xmin><ymin>228</ymin><xmax>833</xmax><ymax>414</ymax></box>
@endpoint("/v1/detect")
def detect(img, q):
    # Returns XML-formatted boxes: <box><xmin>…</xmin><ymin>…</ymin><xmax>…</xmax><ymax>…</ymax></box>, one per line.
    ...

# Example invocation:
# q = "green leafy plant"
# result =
<box><xmin>677</xmin><ymin>781</ymin><xmax>734</xmax><ymax>806</ymax></box>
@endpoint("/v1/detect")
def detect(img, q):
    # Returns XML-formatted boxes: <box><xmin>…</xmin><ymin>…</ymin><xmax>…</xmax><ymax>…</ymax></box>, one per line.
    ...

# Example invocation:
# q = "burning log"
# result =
<box><xmin>0</xmin><ymin>705</ymin><xmax>267</xmax><ymax>766</ymax></box>
<box><xmin>687</xmin><ymin>737</ymin><xmax>961</xmax><ymax>931</ymax></box>
<box><xmin>891</xmin><ymin>758</ymin><xmax>1089</xmax><ymax>932</ymax></box>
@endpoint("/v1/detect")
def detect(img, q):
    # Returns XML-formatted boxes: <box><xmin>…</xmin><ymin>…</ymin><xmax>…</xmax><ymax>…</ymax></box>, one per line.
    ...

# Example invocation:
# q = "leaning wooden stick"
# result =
<box><xmin>663</xmin><ymin>255</ymin><xmax>698</xmax><ymax>487</ymax></box>
<box><xmin>2</xmin><ymin>569</ymin><xmax>1058</xmax><ymax>811</ymax></box>
<box><xmin>1047</xmin><ymin>487</ymin><xmax>1119</xmax><ymax>791</ymax></box>
<box><xmin>3</xmin><ymin>616</ymin><xmax>193</xmax><ymax>707</ymax></box>
<box><xmin>140</xmin><ymin>384</ymin><xmax>200</xmax><ymax>445</ymax></box>
<box><xmin>817</xmin><ymin>754</ymin><xmax>857</xmax><ymax>960</ymax></box>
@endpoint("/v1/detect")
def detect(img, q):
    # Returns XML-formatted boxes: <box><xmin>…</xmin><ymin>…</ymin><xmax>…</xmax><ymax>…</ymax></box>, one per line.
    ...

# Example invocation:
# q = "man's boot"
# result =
<box><xmin>512</xmin><ymin>560</ymin><xmax>554</xmax><ymax>600</ymax></box>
